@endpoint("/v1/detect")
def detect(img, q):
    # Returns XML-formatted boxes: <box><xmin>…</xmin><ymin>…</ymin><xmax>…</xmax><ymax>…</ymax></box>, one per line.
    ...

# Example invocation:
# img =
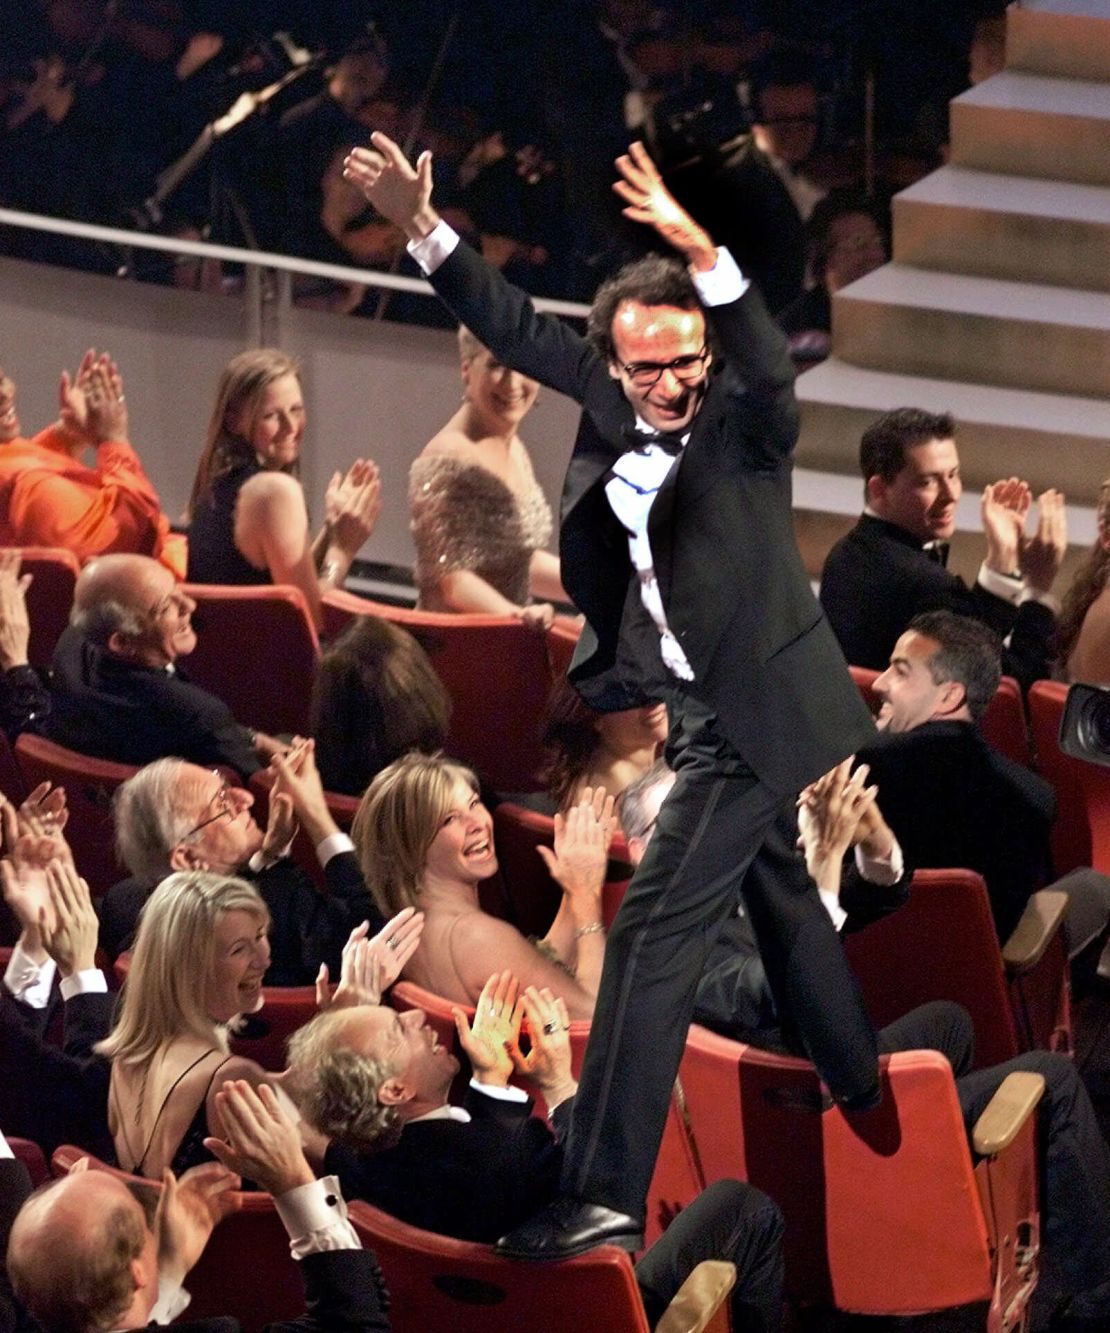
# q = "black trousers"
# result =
<box><xmin>636</xmin><ymin>1179</ymin><xmax>784</xmax><ymax>1332</ymax></box>
<box><xmin>561</xmin><ymin>689</ymin><xmax>879</xmax><ymax>1216</ymax></box>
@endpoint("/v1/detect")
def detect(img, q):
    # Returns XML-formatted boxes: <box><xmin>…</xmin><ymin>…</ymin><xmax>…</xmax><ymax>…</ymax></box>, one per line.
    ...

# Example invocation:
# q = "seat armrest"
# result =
<box><xmin>971</xmin><ymin>1072</ymin><xmax>1045</xmax><ymax>1156</ymax></box>
<box><xmin>1001</xmin><ymin>890</ymin><xmax>1068</xmax><ymax>974</ymax></box>
<box><xmin>656</xmin><ymin>1259</ymin><xmax>736</xmax><ymax>1333</ymax></box>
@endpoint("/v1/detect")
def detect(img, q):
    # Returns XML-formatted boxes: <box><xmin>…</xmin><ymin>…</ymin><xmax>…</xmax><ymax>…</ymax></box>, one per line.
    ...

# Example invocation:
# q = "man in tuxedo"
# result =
<box><xmin>285</xmin><ymin>980</ymin><xmax>786</xmax><ymax>1332</ymax></box>
<box><xmin>4</xmin><ymin>1082</ymin><xmax>390</xmax><ymax>1332</ymax></box>
<box><xmin>858</xmin><ymin>610</ymin><xmax>1110</xmax><ymax>962</ymax></box>
<box><xmin>819</xmin><ymin>407</ymin><xmax>1066</xmax><ymax>689</ymax></box>
<box><xmin>99</xmin><ymin>749</ymin><xmax>383</xmax><ymax>983</ymax></box>
<box><xmin>344</xmin><ymin>131</ymin><xmax>879</xmax><ymax>1259</ymax></box>
<box><xmin>0</xmin><ymin>553</ymin><xmax>282</xmax><ymax>776</ymax></box>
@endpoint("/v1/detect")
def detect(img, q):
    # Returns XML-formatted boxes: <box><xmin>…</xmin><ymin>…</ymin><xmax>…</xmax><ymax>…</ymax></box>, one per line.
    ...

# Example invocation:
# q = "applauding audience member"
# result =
<box><xmin>286</xmin><ymin>971</ymin><xmax>785</xmax><ymax>1331</ymax></box>
<box><xmin>410</xmin><ymin>325</ymin><xmax>566</xmax><ymax>627</ymax></box>
<box><xmin>186</xmin><ymin>349</ymin><xmax>381</xmax><ymax>630</ymax></box>
<box><xmin>101</xmin><ymin>741</ymin><xmax>383</xmax><ymax>979</ymax></box>
<box><xmin>5</xmin><ymin>1080</ymin><xmax>390</xmax><ymax>1333</ymax></box>
<box><xmin>0</xmin><ymin>350</ymin><xmax>172</xmax><ymax>564</ymax></box>
<box><xmin>352</xmin><ymin>753</ymin><xmax>612</xmax><ymax>1018</ymax></box>
<box><xmin>820</xmin><ymin>408</ymin><xmax>1066</xmax><ymax>689</ymax></box>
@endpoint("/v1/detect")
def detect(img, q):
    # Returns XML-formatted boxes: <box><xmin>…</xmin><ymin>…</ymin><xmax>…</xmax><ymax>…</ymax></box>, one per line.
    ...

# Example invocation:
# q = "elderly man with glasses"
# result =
<box><xmin>97</xmin><ymin>742</ymin><xmax>383</xmax><ymax>984</ymax></box>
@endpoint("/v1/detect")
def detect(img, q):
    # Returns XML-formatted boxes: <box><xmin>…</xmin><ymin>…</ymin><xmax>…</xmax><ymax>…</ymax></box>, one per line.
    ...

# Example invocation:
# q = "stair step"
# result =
<box><xmin>893</xmin><ymin>166</ymin><xmax>1110</xmax><ymax>291</ymax></box>
<box><xmin>951</xmin><ymin>70</ymin><xmax>1110</xmax><ymax>184</ymax></box>
<box><xmin>1009</xmin><ymin>1</ymin><xmax>1110</xmax><ymax>85</ymax></box>
<box><xmin>832</xmin><ymin>262</ymin><xmax>1110</xmax><ymax>398</ymax></box>
<box><xmin>794</xmin><ymin>357</ymin><xmax>1110</xmax><ymax>502</ymax></box>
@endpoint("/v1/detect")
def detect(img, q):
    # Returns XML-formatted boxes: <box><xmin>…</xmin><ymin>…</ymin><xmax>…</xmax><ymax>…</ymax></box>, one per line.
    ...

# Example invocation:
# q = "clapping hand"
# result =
<box><xmin>0</xmin><ymin>786</ymin><xmax>73</xmax><ymax>938</ymax></box>
<box><xmin>325</xmin><ymin>458</ymin><xmax>382</xmax><ymax>558</ymax></box>
<box><xmin>454</xmin><ymin>969</ymin><xmax>521</xmax><ymax>1087</ymax></box>
<box><xmin>0</xmin><ymin>550</ymin><xmax>32</xmax><ymax>671</ymax></box>
<box><xmin>39</xmin><ymin>858</ymin><xmax>97</xmax><ymax>978</ymax></box>
<box><xmin>316</xmin><ymin>907</ymin><xmax>425</xmax><ymax>1009</ymax></box>
<box><xmin>981</xmin><ymin>477</ymin><xmax>1032</xmax><ymax>575</ymax></box>
<box><xmin>155</xmin><ymin>1161</ymin><xmax>241</xmax><ymax>1286</ymax></box>
<box><xmin>1019</xmin><ymin>488</ymin><xmax>1067</xmax><ymax>594</ymax></box>
<box><xmin>797</xmin><ymin>758</ymin><xmax>878</xmax><ymax>891</ymax></box>
<box><xmin>511</xmin><ymin>985</ymin><xmax>576</xmax><ymax>1111</ymax></box>
<box><xmin>538</xmin><ymin>786</ymin><xmax>615</xmax><ymax>913</ymax></box>
<box><xmin>204</xmin><ymin>1080</ymin><xmax>314</xmax><ymax>1197</ymax></box>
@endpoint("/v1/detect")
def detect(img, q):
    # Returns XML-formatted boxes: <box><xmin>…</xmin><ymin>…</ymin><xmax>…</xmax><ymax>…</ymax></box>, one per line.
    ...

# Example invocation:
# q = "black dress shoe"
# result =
<box><xmin>495</xmin><ymin>1198</ymin><xmax>644</xmax><ymax>1261</ymax></box>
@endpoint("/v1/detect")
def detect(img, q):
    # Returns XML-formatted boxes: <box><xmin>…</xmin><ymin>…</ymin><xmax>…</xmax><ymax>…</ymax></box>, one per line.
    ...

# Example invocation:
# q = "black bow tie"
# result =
<box><xmin>924</xmin><ymin>541</ymin><xmax>950</xmax><ymax>567</ymax></box>
<box><xmin>620</xmin><ymin>423</ymin><xmax>687</xmax><ymax>456</ymax></box>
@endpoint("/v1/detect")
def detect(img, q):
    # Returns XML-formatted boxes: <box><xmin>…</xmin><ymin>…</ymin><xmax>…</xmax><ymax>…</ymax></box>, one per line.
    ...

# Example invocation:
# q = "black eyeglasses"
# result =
<box><xmin>620</xmin><ymin>346</ymin><xmax>710</xmax><ymax>389</ymax></box>
<box><xmin>184</xmin><ymin>775</ymin><xmax>235</xmax><ymax>840</ymax></box>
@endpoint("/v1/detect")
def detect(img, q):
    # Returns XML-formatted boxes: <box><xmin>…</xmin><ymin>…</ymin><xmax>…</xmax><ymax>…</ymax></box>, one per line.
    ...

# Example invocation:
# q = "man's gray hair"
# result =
<box><xmin>286</xmin><ymin>1010</ymin><xmax>404</xmax><ymax>1152</ymax></box>
<box><xmin>69</xmin><ymin>598</ymin><xmax>144</xmax><ymax>647</ymax></box>
<box><xmin>619</xmin><ymin>759</ymin><xmax>674</xmax><ymax>844</ymax></box>
<box><xmin>113</xmin><ymin>758</ymin><xmax>195</xmax><ymax>882</ymax></box>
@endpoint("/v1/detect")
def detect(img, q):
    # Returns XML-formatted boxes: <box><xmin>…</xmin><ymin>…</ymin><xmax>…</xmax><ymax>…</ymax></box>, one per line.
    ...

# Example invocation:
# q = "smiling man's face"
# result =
<box><xmin>608</xmin><ymin>301</ymin><xmax>711</xmax><ymax>434</ymax></box>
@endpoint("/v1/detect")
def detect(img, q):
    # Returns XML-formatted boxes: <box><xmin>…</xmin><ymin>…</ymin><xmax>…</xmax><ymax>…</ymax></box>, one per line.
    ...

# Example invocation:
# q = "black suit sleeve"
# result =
<box><xmin>839</xmin><ymin>861</ymin><xmax>912</xmax><ymax>933</ymax></box>
<box><xmin>178</xmin><ymin>686</ymin><xmax>261</xmax><ymax>779</ymax></box>
<box><xmin>322</xmin><ymin>852</ymin><xmax>383</xmax><ymax>935</ymax></box>
<box><xmin>266</xmin><ymin>1250</ymin><xmax>391</xmax><ymax>1333</ymax></box>
<box><xmin>0</xmin><ymin>665</ymin><xmax>50</xmax><ymax>744</ymax></box>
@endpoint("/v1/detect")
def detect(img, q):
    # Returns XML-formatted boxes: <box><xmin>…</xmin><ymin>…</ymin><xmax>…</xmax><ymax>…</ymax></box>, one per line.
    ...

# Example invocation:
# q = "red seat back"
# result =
<box><xmin>6</xmin><ymin>546</ymin><xmax>79</xmax><ymax>668</ymax></box>
<box><xmin>9</xmin><ymin>1136</ymin><xmax>48</xmax><ymax>1185</ymax></box>
<box><xmin>677</xmin><ymin>1030</ymin><xmax>1028</xmax><ymax>1316</ymax></box>
<box><xmin>51</xmin><ymin>1145</ymin><xmax>304</xmax><ymax>1331</ymax></box>
<box><xmin>322</xmin><ymin>591</ymin><xmax>555</xmax><ymax>792</ymax></box>
<box><xmin>14</xmin><ymin>734</ymin><xmax>135</xmax><ymax>894</ymax></box>
<box><xmin>844</xmin><ymin>869</ymin><xmax>1020</xmax><ymax>1069</ymax></box>
<box><xmin>348</xmin><ymin>1199</ymin><xmax>651</xmax><ymax>1333</ymax></box>
<box><xmin>183</xmin><ymin>584</ymin><xmax>320</xmax><ymax>738</ymax></box>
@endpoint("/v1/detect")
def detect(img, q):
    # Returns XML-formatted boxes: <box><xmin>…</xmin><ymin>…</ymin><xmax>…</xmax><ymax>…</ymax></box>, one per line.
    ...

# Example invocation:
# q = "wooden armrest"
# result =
<box><xmin>1001</xmin><ymin>890</ymin><xmax>1068</xmax><ymax>974</ymax></box>
<box><xmin>971</xmin><ymin>1072</ymin><xmax>1045</xmax><ymax>1156</ymax></box>
<box><xmin>656</xmin><ymin>1260</ymin><xmax>736</xmax><ymax>1333</ymax></box>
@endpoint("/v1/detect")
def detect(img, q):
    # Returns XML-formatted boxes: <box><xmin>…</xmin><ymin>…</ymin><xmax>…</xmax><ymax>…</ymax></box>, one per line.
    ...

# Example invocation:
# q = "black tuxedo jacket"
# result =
<box><xmin>324</xmin><ymin>1086</ymin><xmax>569</xmax><ymax>1244</ymax></box>
<box><xmin>37</xmin><ymin>626</ymin><xmax>260</xmax><ymax>777</ymax></box>
<box><xmin>820</xmin><ymin>513</ymin><xmax>1055</xmax><ymax>687</ymax></box>
<box><xmin>428</xmin><ymin>239</ymin><xmax>874</xmax><ymax>798</ymax></box>
<box><xmin>0</xmin><ymin>987</ymin><xmax>114</xmax><ymax>1157</ymax></box>
<box><xmin>856</xmin><ymin>721</ymin><xmax>1055</xmax><ymax>942</ymax></box>
<box><xmin>99</xmin><ymin>851</ymin><xmax>380</xmax><ymax>985</ymax></box>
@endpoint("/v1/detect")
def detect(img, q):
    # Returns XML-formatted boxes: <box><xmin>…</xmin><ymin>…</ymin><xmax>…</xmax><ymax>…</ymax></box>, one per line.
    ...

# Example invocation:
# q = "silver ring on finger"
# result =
<box><xmin>386</xmin><ymin>937</ymin><xmax>399</xmax><ymax>951</ymax></box>
<box><xmin>542</xmin><ymin>1021</ymin><xmax>557</xmax><ymax>1035</ymax></box>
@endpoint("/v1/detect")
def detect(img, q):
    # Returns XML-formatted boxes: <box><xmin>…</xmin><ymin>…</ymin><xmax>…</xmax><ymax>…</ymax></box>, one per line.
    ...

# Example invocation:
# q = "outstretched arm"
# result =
<box><xmin>612</xmin><ymin>141</ymin><xmax>717</xmax><ymax>272</ymax></box>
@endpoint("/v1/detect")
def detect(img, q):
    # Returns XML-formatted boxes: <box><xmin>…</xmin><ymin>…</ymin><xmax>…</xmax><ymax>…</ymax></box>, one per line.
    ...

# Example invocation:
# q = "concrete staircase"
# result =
<box><xmin>794</xmin><ymin>0</ymin><xmax>1110</xmax><ymax>575</ymax></box>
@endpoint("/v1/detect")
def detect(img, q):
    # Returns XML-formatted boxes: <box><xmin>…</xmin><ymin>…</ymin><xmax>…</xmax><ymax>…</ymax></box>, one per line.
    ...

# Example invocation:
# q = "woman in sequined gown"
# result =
<box><xmin>409</xmin><ymin>325</ymin><xmax>569</xmax><ymax>627</ymax></box>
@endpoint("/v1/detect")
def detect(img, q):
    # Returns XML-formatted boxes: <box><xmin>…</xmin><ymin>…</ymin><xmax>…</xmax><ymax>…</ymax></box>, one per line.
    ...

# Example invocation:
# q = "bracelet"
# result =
<box><xmin>574</xmin><ymin>922</ymin><xmax>605</xmax><ymax>940</ymax></box>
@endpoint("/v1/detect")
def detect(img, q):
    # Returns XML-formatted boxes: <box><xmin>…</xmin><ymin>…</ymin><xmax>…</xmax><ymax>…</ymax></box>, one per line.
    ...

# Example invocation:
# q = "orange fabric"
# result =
<box><xmin>0</xmin><ymin>424</ymin><xmax>171</xmax><ymax>564</ymax></box>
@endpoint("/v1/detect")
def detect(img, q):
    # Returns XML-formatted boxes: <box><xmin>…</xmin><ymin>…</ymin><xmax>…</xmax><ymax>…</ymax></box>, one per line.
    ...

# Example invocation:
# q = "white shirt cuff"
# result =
<box><xmin>274</xmin><ymin>1175</ymin><xmax>361</xmax><ymax>1259</ymax></box>
<box><xmin>407</xmin><ymin>219</ymin><xmax>460</xmax><ymax>275</ymax></box>
<box><xmin>689</xmin><ymin>247</ymin><xmax>750</xmax><ymax>307</ymax></box>
<box><xmin>854</xmin><ymin>837</ymin><xmax>904</xmax><ymax>887</ymax></box>
<box><xmin>818</xmin><ymin>887</ymin><xmax>849</xmax><ymax>932</ymax></box>
<box><xmin>59</xmin><ymin>968</ymin><xmax>108</xmax><ymax>1000</ymax></box>
<box><xmin>248</xmin><ymin>839</ymin><xmax>293</xmax><ymax>874</ymax></box>
<box><xmin>470</xmin><ymin>1079</ymin><xmax>529</xmax><ymax>1103</ymax></box>
<box><xmin>149</xmin><ymin>1275</ymin><xmax>191</xmax><ymax>1325</ymax></box>
<box><xmin>315</xmin><ymin>832</ymin><xmax>355</xmax><ymax>868</ymax></box>
<box><xmin>977</xmin><ymin>561</ymin><xmax>1023</xmax><ymax>606</ymax></box>
<box><xmin>4</xmin><ymin>943</ymin><xmax>55</xmax><ymax>1009</ymax></box>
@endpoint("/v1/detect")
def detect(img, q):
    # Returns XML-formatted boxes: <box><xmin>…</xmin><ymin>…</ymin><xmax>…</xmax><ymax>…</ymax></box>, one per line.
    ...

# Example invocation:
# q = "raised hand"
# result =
<box><xmin>40</xmin><ymin>858</ymin><xmax>98</xmax><ymax>977</ymax></box>
<box><xmin>453</xmin><ymin>969</ymin><xmax>521</xmax><ymax>1087</ymax></box>
<box><xmin>1019</xmin><ymin>488</ymin><xmax>1067</xmax><ymax>594</ymax></box>
<box><xmin>342</xmin><ymin>132</ymin><xmax>439</xmax><ymax>241</ymax></box>
<box><xmin>156</xmin><ymin>1160</ymin><xmax>241</xmax><ymax>1285</ymax></box>
<box><xmin>268</xmin><ymin>737</ymin><xmax>335</xmax><ymax>847</ymax></box>
<box><xmin>315</xmin><ymin>908</ymin><xmax>425</xmax><ymax>1009</ymax></box>
<box><xmin>511</xmin><ymin>985</ymin><xmax>576</xmax><ymax>1111</ymax></box>
<box><xmin>203</xmin><ymin>1080</ymin><xmax>314</xmax><ymax>1197</ymax></box>
<box><xmin>0</xmin><ymin>550</ymin><xmax>32</xmax><ymax>670</ymax></box>
<box><xmin>612</xmin><ymin>141</ymin><xmax>717</xmax><ymax>271</ymax></box>
<box><xmin>537</xmin><ymin>786</ymin><xmax>615</xmax><ymax>917</ymax></box>
<box><xmin>981</xmin><ymin>477</ymin><xmax>1031</xmax><ymax>576</ymax></box>
<box><xmin>324</xmin><ymin>458</ymin><xmax>382</xmax><ymax>558</ymax></box>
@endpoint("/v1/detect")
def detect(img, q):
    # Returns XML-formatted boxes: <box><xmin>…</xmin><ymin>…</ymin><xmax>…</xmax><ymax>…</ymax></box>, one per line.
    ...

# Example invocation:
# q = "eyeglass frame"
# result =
<box><xmin>182</xmin><ymin>772</ymin><xmax>236</xmax><ymax>841</ymax></box>
<box><xmin>618</xmin><ymin>345</ymin><xmax>711</xmax><ymax>389</ymax></box>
